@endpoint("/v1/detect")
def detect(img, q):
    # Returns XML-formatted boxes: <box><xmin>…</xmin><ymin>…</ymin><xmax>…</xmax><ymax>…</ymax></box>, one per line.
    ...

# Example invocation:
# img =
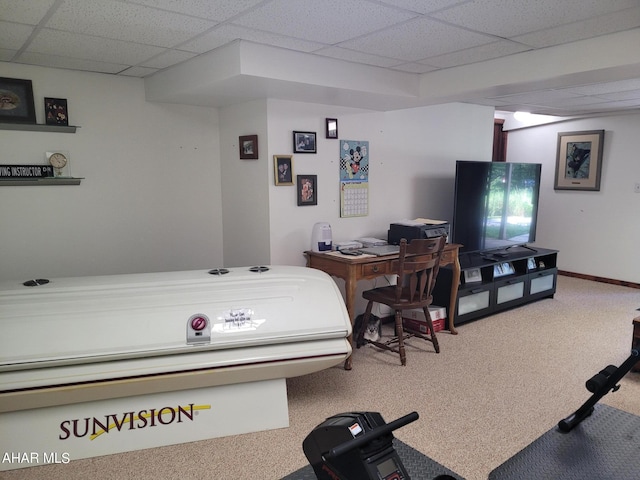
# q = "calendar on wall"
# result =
<box><xmin>340</xmin><ymin>181</ymin><xmax>368</xmax><ymax>217</ymax></box>
<box><xmin>339</xmin><ymin>139</ymin><xmax>369</xmax><ymax>217</ymax></box>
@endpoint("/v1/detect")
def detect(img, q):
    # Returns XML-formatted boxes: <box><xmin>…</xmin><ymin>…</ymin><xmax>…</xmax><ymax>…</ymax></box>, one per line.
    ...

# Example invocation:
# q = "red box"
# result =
<box><xmin>402</xmin><ymin>306</ymin><xmax>447</xmax><ymax>334</ymax></box>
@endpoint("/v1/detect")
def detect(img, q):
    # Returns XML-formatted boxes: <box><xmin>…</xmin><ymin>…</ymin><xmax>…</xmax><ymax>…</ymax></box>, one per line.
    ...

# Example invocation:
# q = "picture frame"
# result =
<box><xmin>293</xmin><ymin>131</ymin><xmax>316</xmax><ymax>153</ymax></box>
<box><xmin>554</xmin><ymin>130</ymin><xmax>604</xmax><ymax>191</ymax></box>
<box><xmin>44</xmin><ymin>97</ymin><xmax>69</xmax><ymax>126</ymax></box>
<box><xmin>239</xmin><ymin>134</ymin><xmax>258</xmax><ymax>159</ymax></box>
<box><xmin>463</xmin><ymin>268</ymin><xmax>482</xmax><ymax>284</ymax></box>
<box><xmin>0</xmin><ymin>77</ymin><xmax>36</xmax><ymax>124</ymax></box>
<box><xmin>274</xmin><ymin>155</ymin><xmax>293</xmax><ymax>185</ymax></box>
<box><xmin>297</xmin><ymin>175</ymin><xmax>317</xmax><ymax>206</ymax></box>
<box><xmin>325</xmin><ymin>118</ymin><xmax>338</xmax><ymax>139</ymax></box>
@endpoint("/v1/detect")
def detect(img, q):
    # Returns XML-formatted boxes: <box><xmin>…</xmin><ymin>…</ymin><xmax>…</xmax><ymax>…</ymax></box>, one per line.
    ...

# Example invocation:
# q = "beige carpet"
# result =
<box><xmin>4</xmin><ymin>275</ymin><xmax>640</xmax><ymax>480</ymax></box>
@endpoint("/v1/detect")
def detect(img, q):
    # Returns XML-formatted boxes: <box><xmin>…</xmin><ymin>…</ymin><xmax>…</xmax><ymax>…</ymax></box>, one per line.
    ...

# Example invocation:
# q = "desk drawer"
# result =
<box><xmin>440</xmin><ymin>249</ymin><xmax>455</xmax><ymax>265</ymax></box>
<box><xmin>361</xmin><ymin>261</ymin><xmax>392</xmax><ymax>276</ymax></box>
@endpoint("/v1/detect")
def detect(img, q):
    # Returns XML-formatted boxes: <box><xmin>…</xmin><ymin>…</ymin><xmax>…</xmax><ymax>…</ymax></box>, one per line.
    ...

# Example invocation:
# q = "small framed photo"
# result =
<box><xmin>44</xmin><ymin>97</ymin><xmax>69</xmax><ymax>126</ymax></box>
<box><xmin>325</xmin><ymin>118</ymin><xmax>338</xmax><ymax>139</ymax></box>
<box><xmin>293</xmin><ymin>131</ymin><xmax>316</xmax><ymax>153</ymax></box>
<box><xmin>0</xmin><ymin>77</ymin><xmax>36</xmax><ymax>124</ymax></box>
<box><xmin>554</xmin><ymin>130</ymin><xmax>604</xmax><ymax>191</ymax></box>
<box><xmin>527</xmin><ymin>258</ymin><xmax>537</xmax><ymax>271</ymax></box>
<box><xmin>297</xmin><ymin>175</ymin><xmax>317</xmax><ymax>206</ymax></box>
<box><xmin>239</xmin><ymin>134</ymin><xmax>258</xmax><ymax>159</ymax></box>
<box><xmin>463</xmin><ymin>268</ymin><xmax>482</xmax><ymax>284</ymax></box>
<box><xmin>274</xmin><ymin>155</ymin><xmax>293</xmax><ymax>185</ymax></box>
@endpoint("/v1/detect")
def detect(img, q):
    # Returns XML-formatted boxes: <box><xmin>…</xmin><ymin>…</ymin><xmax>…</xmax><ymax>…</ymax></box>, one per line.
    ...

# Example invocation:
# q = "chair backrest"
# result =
<box><xmin>393</xmin><ymin>236</ymin><xmax>447</xmax><ymax>303</ymax></box>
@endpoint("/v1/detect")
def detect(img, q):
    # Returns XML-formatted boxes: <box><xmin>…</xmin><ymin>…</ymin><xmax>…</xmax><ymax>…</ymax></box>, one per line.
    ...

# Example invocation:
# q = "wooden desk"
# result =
<box><xmin>305</xmin><ymin>243</ymin><xmax>461</xmax><ymax>369</ymax></box>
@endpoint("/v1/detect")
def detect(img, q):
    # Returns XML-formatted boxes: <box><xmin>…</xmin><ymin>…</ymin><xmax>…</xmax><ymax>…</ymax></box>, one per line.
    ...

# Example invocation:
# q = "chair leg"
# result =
<box><xmin>356</xmin><ymin>301</ymin><xmax>374</xmax><ymax>348</ymax></box>
<box><xmin>423</xmin><ymin>306</ymin><xmax>440</xmax><ymax>353</ymax></box>
<box><xmin>394</xmin><ymin>310</ymin><xmax>407</xmax><ymax>366</ymax></box>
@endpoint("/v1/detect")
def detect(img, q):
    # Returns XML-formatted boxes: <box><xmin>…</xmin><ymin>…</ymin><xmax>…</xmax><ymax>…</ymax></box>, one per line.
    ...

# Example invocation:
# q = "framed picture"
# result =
<box><xmin>44</xmin><ymin>97</ymin><xmax>69</xmax><ymax>126</ymax></box>
<box><xmin>239</xmin><ymin>134</ymin><xmax>258</xmax><ymax>159</ymax></box>
<box><xmin>463</xmin><ymin>268</ymin><xmax>482</xmax><ymax>284</ymax></box>
<box><xmin>293</xmin><ymin>131</ymin><xmax>316</xmax><ymax>153</ymax></box>
<box><xmin>274</xmin><ymin>155</ymin><xmax>293</xmax><ymax>185</ymax></box>
<box><xmin>554</xmin><ymin>130</ymin><xmax>604</xmax><ymax>191</ymax></box>
<box><xmin>325</xmin><ymin>118</ymin><xmax>338</xmax><ymax>139</ymax></box>
<box><xmin>0</xmin><ymin>77</ymin><xmax>36</xmax><ymax>124</ymax></box>
<box><xmin>297</xmin><ymin>175</ymin><xmax>317</xmax><ymax>206</ymax></box>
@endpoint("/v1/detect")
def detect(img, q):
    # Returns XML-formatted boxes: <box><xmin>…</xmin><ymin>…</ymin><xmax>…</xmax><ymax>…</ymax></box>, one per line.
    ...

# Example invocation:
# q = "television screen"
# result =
<box><xmin>452</xmin><ymin>161</ymin><xmax>542</xmax><ymax>253</ymax></box>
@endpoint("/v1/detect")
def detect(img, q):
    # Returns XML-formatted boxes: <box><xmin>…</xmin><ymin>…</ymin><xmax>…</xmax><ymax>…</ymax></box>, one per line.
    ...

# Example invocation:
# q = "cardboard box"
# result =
<box><xmin>402</xmin><ymin>306</ymin><xmax>447</xmax><ymax>334</ymax></box>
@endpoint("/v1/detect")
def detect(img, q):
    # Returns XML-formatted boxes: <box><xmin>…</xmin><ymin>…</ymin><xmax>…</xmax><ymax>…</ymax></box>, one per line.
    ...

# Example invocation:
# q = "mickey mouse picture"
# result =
<box><xmin>340</xmin><ymin>140</ymin><xmax>368</xmax><ymax>181</ymax></box>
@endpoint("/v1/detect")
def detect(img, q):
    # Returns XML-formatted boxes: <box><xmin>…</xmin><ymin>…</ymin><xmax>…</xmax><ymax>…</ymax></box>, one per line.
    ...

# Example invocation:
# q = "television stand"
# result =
<box><xmin>433</xmin><ymin>246</ymin><xmax>558</xmax><ymax>327</ymax></box>
<box><xmin>506</xmin><ymin>243</ymin><xmax>538</xmax><ymax>253</ymax></box>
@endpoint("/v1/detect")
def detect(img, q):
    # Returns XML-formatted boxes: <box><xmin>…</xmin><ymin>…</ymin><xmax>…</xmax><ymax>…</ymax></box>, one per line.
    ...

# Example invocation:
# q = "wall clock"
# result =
<box><xmin>46</xmin><ymin>151</ymin><xmax>70</xmax><ymax>177</ymax></box>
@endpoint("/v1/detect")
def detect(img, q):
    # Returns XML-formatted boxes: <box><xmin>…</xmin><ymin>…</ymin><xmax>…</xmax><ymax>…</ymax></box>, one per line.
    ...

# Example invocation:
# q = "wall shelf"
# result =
<box><xmin>0</xmin><ymin>123</ymin><xmax>78</xmax><ymax>133</ymax></box>
<box><xmin>0</xmin><ymin>178</ymin><xmax>83</xmax><ymax>186</ymax></box>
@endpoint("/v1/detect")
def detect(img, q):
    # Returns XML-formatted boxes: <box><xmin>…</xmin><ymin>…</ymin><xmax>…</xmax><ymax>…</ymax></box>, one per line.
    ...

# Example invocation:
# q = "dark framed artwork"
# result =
<box><xmin>325</xmin><ymin>118</ymin><xmax>338</xmax><ymax>139</ymax></box>
<box><xmin>293</xmin><ymin>131</ymin><xmax>316</xmax><ymax>153</ymax></box>
<box><xmin>0</xmin><ymin>77</ymin><xmax>36</xmax><ymax>124</ymax></box>
<box><xmin>297</xmin><ymin>175</ymin><xmax>317</xmax><ymax>206</ymax></box>
<box><xmin>44</xmin><ymin>97</ymin><xmax>69</xmax><ymax>126</ymax></box>
<box><xmin>274</xmin><ymin>155</ymin><xmax>294</xmax><ymax>185</ymax></box>
<box><xmin>239</xmin><ymin>134</ymin><xmax>259</xmax><ymax>159</ymax></box>
<box><xmin>554</xmin><ymin>130</ymin><xmax>605</xmax><ymax>191</ymax></box>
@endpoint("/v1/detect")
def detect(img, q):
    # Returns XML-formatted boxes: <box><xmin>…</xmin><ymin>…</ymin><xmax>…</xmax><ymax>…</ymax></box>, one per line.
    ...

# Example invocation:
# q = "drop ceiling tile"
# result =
<box><xmin>390</xmin><ymin>62</ymin><xmax>439</xmax><ymax>73</ymax></box>
<box><xmin>0</xmin><ymin>21</ymin><xmax>35</xmax><ymax>50</ymax></box>
<box><xmin>512</xmin><ymin>7</ymin><xmax>640</xmax><ymax>48</ymax></box>
<box><xmin>231</xmin><ymin>0</ymin><xmax>418</xmax><ymax>44</ymax></box>
<box><xmin>119</xmin><ymin>65</ymin><xmax>160</xmax><ymax>77</ymax></box>
<box><xmin>564</xmin><ymin>79</ymin><xmax>640</xmax><ymax>95</ymax></box>
<box><xmin>420</xmin><ymin>39</ymin><xmax>531</xmax><ymax>68</ymax></box>
<box><xmin>598</xmin><ymin>89</ymin><xmax>640</xmax><ymax>101</ymax></box>
<box><xmin>46</xmin><ymin>0</ymin><xmax>215</xmax><ymax>47</ymax></box>
<box><xmin>140</xmin><ymin>49</ymin><xmax>198</xmax><ymax>69</ymax></box>
<box><xmin>180</xmin><ymin>24</ymin><xmax>324</xmax><ymax>54</ymax></box>
<box><xmin>27</xmin><ymin>29</ymin><xmax>166</xmax><ymax>65</ymax></box>
<box><xmin>16</xmin><ymin>51</ymin><xmax>128</xmax><ymax>74</ymax></box>
<box><xmin>0</xmin><ymin>48</ymin><xmax>17</xmax><ymax>62</ymax></box>
<box><xmin>376</xmin><ymin>0</ymin><xmax>473</xmax><ymax>15</ymax></box>
<box><xmin>340</xmin><ymin>16</ymin><xmax>496</xmax><ymax>61</ymax></box>
<box><xmin>129</xmin><ymin>0</ymin><xmax>265</xmax><ymax>21</ymax></box>
<box><xmin>313</xmin><ymin>46</ymin><xmax>403</xmax><ymax>68</ymax></box>
<box><xmin>489</xmin><ymin>89</ymin><xmax>582</xmax><ymax>105</ymax></box>
<box><xmin>0</xmin><ymin>0</ymin><xmax>57</xmax><ymax>24</ymax></box>
<box><xmin>545</xmin><ymin>95</ymin><xmax>613</xmax><ymax>107</ymax></box>
<box><xmin>431</xmin><ymin>0</ymin><xmax>640</xmax><ymax>38</ymax></box>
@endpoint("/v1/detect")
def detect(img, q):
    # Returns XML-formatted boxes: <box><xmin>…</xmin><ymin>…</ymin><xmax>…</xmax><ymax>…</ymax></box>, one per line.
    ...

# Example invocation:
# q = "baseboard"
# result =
<box><xmin>558</xmin><ymin>270</ymin><xmax>640</xmax><ymax>290</ymax></box>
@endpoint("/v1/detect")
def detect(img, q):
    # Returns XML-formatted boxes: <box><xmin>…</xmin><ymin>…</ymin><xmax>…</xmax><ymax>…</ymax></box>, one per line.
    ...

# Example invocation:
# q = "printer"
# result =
<box><xmin>388</xmin><ymin>221</ymin><xmax>450</xmax><ymax>245</ymax></box>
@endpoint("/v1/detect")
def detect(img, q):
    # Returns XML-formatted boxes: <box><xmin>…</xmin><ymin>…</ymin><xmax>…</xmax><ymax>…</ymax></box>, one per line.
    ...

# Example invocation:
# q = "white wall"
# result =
<box><xmin>219</xmin><ymin>100</ymin><xmax>270</xmax><ymax>268</ymax></box>
<box><xmin>265</xmin><ymin>100</ymin><xmax>494</xmax><ymax>268</ymax></box>
<box><xmin>0</xmin><ymin>63</ymin><xmax>223</xmax><ymax>282</ymax></box>
<box><xmin>506</xmin><ymin>112</ymin><xmax>640</xmax><ymax>283</ymax></box>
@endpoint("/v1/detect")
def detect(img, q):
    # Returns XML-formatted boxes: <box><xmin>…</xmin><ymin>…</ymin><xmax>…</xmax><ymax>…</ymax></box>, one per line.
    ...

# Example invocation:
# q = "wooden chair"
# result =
<box><xmin>356</xmin><ymin>236</ymin><xmax>446</xmax><ymax>365</ymax></box>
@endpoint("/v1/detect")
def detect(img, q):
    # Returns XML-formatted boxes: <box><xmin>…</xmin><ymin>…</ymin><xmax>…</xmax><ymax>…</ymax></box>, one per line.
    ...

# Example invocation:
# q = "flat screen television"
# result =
<box><xmin>452</xmin><ymin>160</ymin><xmax>542</xmax><ymax>254</ymax></box>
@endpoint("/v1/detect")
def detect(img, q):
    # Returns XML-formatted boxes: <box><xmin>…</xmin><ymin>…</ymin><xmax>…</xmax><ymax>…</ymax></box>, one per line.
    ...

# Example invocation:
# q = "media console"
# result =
<box><xmin>433</xmin><ymin>246</ymin><xmax>558</xmax><ymax>327</ymax></box>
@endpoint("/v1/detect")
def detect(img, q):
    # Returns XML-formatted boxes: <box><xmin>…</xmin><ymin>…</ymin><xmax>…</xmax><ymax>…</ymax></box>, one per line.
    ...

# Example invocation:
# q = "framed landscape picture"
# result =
<box><xmin>0</xmin><ymin>77</ymin><xmax>36</xmax><ymax>124</ymax></box>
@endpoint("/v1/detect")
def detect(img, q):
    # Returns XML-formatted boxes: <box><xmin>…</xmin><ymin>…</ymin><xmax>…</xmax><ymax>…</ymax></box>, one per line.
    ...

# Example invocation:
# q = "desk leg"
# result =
<box><xmin>343</xmin><ymin>270</ymin><xmax>358</xmax><ymax>370</ymax></box>
<box><xmin>448</xmin><ymin>255</ymin><xmax>460</xmax><ymax>335</ymax></box>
